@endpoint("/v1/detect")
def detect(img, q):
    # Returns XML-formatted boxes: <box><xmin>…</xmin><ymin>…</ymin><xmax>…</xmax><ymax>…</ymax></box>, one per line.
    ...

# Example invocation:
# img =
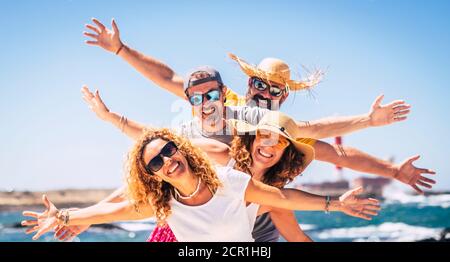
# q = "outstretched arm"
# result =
<box><xmin>267</xmin><ymin>208</ymin><xmax>313</xmax><ymax>242</ymax></box>
<box><xmin>245</xmin><ymin>180</ymin><xmax>380</xmax><ymax>220</ymax></box>
<box><xmin>313</xmin><ymin>140</ymin><xmax>436</xmax><ymax>194</ymax></box>
<box><xmin>53</xmin><ymin>185</ymin><xmax>128</xmax><ymax>241</ymax></box>
<box><xmin>82</xmin><ymin>86</ymin><xmax>146</xmax><ymax>140</ymax></box>
<box><xmin>22</xmin><ymin>195</ymin><xmax>153</xmax><ymax>240</ymax></box>
<box><xmin>296</xmin><ymin>95</ymin><xmax>411</xmax><ymax>139</ymax></box>
<box><xmin>84</xmin><ymin>18</ymin><xmax>186</xmax><ymax>99</ymax></box>
<box><xmin>190</xmin><ymin>138</ymin><xmax>231</xmax><ymax>166</ymax></box>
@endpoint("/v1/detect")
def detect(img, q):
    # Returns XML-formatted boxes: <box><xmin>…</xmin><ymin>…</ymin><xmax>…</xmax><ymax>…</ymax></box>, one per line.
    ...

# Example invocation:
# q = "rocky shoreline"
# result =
<box><xmin>0</xmin><ymin>189</ymin><xmax>115</xmax><ymax>211</ymax></box>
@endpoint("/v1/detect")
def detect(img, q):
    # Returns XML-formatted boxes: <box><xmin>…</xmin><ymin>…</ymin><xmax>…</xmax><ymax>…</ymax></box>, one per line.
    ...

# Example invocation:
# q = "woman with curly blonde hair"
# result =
<box><xmin>23</xmin><ymin>127</ymin><xmax>380</xmax><ymax>242</ymax></box>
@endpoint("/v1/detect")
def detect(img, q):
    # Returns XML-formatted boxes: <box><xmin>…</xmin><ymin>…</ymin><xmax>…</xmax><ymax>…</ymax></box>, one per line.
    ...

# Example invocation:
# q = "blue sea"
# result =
<box><xmin>1</xmin><ymin>192</ymin><xmax>449</xmax><ymax>242</ymax></box>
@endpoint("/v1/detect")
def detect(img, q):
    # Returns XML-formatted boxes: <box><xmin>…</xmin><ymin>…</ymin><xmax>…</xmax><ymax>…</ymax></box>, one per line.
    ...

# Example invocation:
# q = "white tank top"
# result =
<box><xmin>166</xmin><ymin>166</ymin><xmax>255</xmax><ymax>242</ymax></box>
<box><xmin>225</xmin><ymin>159</ymin><xmax>260</xmax><ymax>230</ymax></box>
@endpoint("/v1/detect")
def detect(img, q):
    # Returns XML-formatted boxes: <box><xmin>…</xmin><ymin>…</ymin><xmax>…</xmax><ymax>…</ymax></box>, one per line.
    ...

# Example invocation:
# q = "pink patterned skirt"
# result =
<box><xmin>147</xmin><ymin>224</ymin><xmax>178</xmax><ymax>242</ymax></box>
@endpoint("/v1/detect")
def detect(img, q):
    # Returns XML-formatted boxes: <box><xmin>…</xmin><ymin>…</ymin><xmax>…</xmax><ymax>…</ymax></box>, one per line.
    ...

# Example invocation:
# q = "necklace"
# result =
<box><xmin>174</xmin><ymin>177</ymin><xmax>202</xmax><ymax>200</ymax></box>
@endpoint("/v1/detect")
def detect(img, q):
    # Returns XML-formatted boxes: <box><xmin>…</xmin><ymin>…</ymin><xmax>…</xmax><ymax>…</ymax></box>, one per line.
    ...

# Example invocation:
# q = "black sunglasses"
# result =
<box><xmin>144</xmin><ymin>141</ymin><xmax>178</xmax><ymax>173</ymax></box>
<box><xmin>250</xmin><ymin>77</ymin><xmax>287</xmax><ymax>97</ymax></box>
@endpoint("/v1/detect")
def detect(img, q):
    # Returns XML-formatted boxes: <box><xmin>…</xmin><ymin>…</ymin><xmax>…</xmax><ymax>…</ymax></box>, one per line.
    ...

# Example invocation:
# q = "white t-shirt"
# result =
<box><xmin>166</xmin><ymin>166</ymin><xmax>255</xmax><ymax>242</ymax></box>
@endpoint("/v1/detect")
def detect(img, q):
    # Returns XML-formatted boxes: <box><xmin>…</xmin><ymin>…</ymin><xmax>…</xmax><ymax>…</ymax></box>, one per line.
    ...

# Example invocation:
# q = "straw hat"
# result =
<box><xmin>229</xmin><ymin>111</ymin><xmax>315</xmax><ymax>172</ymax></box>
<box><xmin>228</xmin><ymin>53</ymin><xmax>322</xmax><ymax>91</ymax></box>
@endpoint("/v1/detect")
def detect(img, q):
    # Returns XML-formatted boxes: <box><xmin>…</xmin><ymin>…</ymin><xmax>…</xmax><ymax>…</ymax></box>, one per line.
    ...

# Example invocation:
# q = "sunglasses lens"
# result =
<box><xmin>253</xmin><ymin>79</ymin><xmax>268</xmax><ymax>91</ymax></box>
<box><xmin>189</xmin><ymin>94</ymin><xmax>203</xmax><ymax>106</ymax></box>
<box><xmin>206</xmin><ymin>90</ymin><xmax>220</xmax><ymax>102</ymax></box>
<box><xmin>269</xmin><ymin>86</ymin><xmax>283</xmax><ymax>97</ymax></box>
<box><xmin>148</xmin><ymin>156</ymin><xmax>164</xmax><ymax>173</ymax></box>
<box><xmin>257</xmin><ymin>130</ymin><xmax>289</xmax><ymax>148</ymax></box>
<box><xmin>161</xmin><ymin>141</ymin><xmax>178</xmax><ymax>158</ymax></box>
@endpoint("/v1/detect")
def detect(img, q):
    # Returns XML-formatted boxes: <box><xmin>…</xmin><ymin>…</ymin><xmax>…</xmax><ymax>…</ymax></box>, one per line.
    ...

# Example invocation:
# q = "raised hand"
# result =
<box><xmin>393</xmin><ymin>155</ymin><xmax>436</xmax><ymax>194</ymax></box>
<box><xmin>338</xmin><ymin>187</ymin><xmax>380</xmax><ymax>220</ymax></box>
<box><xmin>84</xmin><ymin>18</ymin><xmax>123</xmax><ymax>54</ymax></box>
<box><xmin>21</xmin><ymin>195</ymin><xmax>59</xmax><ymax>240</ymax></box>
<box><xmin>81</xmin><ymin>85</ymin><xmax>111</xmax><ymax>121</ymax></box>
<box><xmin>369</xmin><ymin>94</ymin><xmax>411</xmax><ymax>126</ymax></box>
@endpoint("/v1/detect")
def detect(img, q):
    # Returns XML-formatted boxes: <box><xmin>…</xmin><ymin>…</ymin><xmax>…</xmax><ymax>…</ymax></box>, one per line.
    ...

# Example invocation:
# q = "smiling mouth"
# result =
<box><xmin>167</xmin><ymin>161</ymin><xmax>180</xmax><ymax>175</ymax></box>
<box><xmin>202</xmin><ymin>106</ymin><xmax>216</xmax><ymax>117</ymax></box>
<box><xmin>252</xmin><ymin>96</ymin><xmax>272</xmax><ymax>109</ymax></box>
<box><xmin>258</xmin><ymin>148</ymin><xmax>273</xmax><ymax>159</ymax></box>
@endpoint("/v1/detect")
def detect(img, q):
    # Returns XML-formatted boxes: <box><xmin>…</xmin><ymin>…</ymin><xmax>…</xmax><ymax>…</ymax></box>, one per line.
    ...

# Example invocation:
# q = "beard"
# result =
<box><xmin>249</xmin><ymin>94</ymin><xmax>281</xmax><ymax>110</ymax></box>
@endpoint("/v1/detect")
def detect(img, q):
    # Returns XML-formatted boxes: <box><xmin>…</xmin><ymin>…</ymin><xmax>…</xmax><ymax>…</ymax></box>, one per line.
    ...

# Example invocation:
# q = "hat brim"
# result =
<box><xmin>229</xmin><ymin>120</ymin><xmax>315</xmax><ymax>172</ymax></box>
<box><xmin>228</xmin><ymin>53</ymin><xmax>319</xmax><ymax>91</ymax></box>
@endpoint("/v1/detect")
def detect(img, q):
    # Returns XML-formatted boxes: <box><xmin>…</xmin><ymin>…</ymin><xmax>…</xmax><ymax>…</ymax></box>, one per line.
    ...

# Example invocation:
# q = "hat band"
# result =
<box><xmin>260</xmin><ymin>123</ymin><xmax>291</xmax><ymax>137</ymax></box>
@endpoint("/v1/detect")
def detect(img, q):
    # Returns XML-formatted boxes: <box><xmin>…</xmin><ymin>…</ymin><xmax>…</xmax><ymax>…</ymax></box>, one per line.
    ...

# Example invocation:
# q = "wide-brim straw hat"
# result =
<box><xmin>229</xmin><ymin>111</ymin><xmax>315</xmax><ymax>172</ymax></box>
<box><xmin>228</xmin><ymin>53</ymin><xmax>323</xmax><ymax>91</ymax></box>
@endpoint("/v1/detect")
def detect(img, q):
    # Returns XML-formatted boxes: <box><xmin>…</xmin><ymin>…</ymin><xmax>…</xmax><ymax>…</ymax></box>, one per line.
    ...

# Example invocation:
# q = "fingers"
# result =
<box><xmin>393</xmin><ymin>104</ymin><xmax>411</xmax><ymax>111</ymax></box>
<box><xmin>83</xmin><ymin>31</ymin><xmax>98</xmax><ymax>40</ymax></box>
<box><xmin>416</xmin><ymin>180</ymin><xmax>433</xmax><ymax>189</ymax></box>
<box><xmin>22</xmin><ymin>211</ymin><xmax>39</xmax><ymax>219</ymax></box>
<box><xmin>394</xmin><ymin>109</ymin><xmax>410</xmax><ymax>117</ymax></box>
<box><xmin>32</xmin><ymin>223</ymin><xmax>52</xmax><ymax>240</ymax></box>
<box><xmin>85</xmin><ymin>40</ymin><xmax>99</xmax><ymax>46</ymax></box>
<box><xmin>21</xmin><ymin>220</ymin><xmax>37</xmax><ymax>227</ymax></box>
<box><xmin>81</xmin><ymin>85</ymin><xmax>94</xmax><ymax>98</ymax></box>
<box><xmin>371</xmin><ymin>94</ymin><xmax>384</xmax><ymax>108</ymax></box>
<box><xmin>348</xmin><ymin>209</ymin><xmax>372</xmax><ymax>220</ymax></box>
<box><xmin>407</xmin><ymin>155</ymin><xmax>421</xmax><ymax>164</ymax></box>
<box><xmin>42</xmin><ymin>194</ymin><xmax>51</xmax><ymax>209</ymax></box>
<box><xmin>393</xmin><ymin>116</ymin><xmax>407</xmax><ymax>122</ymax></box>
<box><xmin>95</xmin><ymin>89</ymin><xmax>101</xmax><ymax>99</ymax></box>
<box><xmin>111</xmin><ymin>18</ymin><xmax>120</xmax><ymax>34</ymax></box>
<box><xmin>387</xmin><ymin>100</ymin><xmax>406</xmax><ymax>108</ymax></box>
<box><xmin>419</xmin><ymin>169</ymin><xmax>436</xmax><ymax>175</ymax></box>
<box><xmin>85</xmin><ymin>24</ymin><xmax>101</xmax><ymax>34</ymax></box>
<box><xmin>411</xmin><ymin>184</ymin><xmax>424</xmax><ymax>195</ymax></box>
<box><xmin>361</xmin><ymin>198</ymin><xmax>380</xmax><ymax>206</ymax></box>
<box><xmin>92</xmin><ymin>18</ymin><xmax>106</xmax><ymax>31</ymax></box>
<box><xmin>362</xmin><ymin>209</ymin><xmax>378</xmax><ymax>216</ymax></box>
<box><xmin>25</xmin><ymin>226</ymin><xmax>39</xmax><ymax>235</ymax></box>
<box><xmin>363</xmin><ymin>204</ymin><xmax>381</xmax><ymax>211</ymax></box>
<box><xmin>419</xmin><ymin>176</ymin><xmax>436</xmax><ymax>184</ymax></box>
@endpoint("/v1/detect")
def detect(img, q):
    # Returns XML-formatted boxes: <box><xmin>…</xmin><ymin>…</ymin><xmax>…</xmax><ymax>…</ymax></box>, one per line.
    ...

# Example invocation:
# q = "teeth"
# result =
<box><xmin>168</xmin><ymin>161</ymin><xmax>179</xmax><ymax>174</ymax></box>
<box><xmin>258</xmin><ymin>149</ymin><xmax>273</xmax><ymax>158</ymax></box>
<box><xmin>203</xmin><ymin>107</ymin><xmax>215</xmax><ymax>115</ymax></box>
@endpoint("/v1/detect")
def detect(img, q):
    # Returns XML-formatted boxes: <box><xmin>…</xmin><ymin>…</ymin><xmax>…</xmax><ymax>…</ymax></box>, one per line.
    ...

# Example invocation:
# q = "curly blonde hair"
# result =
<box><xmin>230</xmin><ymin>134</ymin><xmax>305</xmax><ymax>188</ymax></box>
<box><xmin>125</xmin><ymin>128</ymin><xmax>221</xmax><ymax>224</ymax></box>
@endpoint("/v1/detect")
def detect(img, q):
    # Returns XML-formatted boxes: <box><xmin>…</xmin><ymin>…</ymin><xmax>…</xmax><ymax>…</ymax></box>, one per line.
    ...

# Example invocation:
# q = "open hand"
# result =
<box><xmin>369</xmin><ymin>94</ymin><xmax>411</xmax><ymax>126</ymax></box>
<box><xmin>394</xmin><ymin>155</ymin><xmax>436</xmax><ymax>194</ymax></box>
<box><xmin>81</xmin><ymin>85</ymin><xmax>111</xmax><ymax>121</ymax></box>
<box><xmin>21</xmin><ymin>195</ymin><xmax>59</xmax><ymax>240</ymax></box>
<box><xmin>84</xmin><ymin>18</ymin><xmax>123</xmax><ymax>54</ymax></box>
<box><xmin>338</xmin><ymin>187</ymin><xmax>381</xmax><ymax>220</ymax></box>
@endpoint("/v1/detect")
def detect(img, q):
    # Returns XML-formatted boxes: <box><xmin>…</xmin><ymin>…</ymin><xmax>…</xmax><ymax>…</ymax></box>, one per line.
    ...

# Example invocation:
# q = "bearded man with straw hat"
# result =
<box><xmin>225</xmin><ymin>53</ymin><xmax>323</xmax><ymax>110</ymax></box>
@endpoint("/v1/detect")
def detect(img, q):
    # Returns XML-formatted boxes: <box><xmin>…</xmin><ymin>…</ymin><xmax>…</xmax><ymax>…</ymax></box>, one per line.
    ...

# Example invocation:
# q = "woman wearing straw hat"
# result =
<box><xmin>22</xmin><ymin>128</ymin><xmax>380</xmax><ymax>242</ymax></box>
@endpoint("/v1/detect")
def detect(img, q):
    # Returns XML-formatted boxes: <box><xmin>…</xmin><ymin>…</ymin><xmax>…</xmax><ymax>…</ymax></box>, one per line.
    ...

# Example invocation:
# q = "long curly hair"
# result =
<box><xmin>125</xmin><ymin>128</ymin><xmax>222</xmax><ymax>224</ymax></box>
<box><xmin>230</xmin><ymin>134</ymin><xmax>305</xmax><ymax>188</ymax></box>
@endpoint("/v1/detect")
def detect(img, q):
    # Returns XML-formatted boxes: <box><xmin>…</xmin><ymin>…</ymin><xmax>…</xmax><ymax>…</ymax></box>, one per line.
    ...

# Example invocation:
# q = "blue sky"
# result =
<box><xmin>0</xmin><ymin>0</ymin><xmax>449</xmax><ymax>191</ymax></box>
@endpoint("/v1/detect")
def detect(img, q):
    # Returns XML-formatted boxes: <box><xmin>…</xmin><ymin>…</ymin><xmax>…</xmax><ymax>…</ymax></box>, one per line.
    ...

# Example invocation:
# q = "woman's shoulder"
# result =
<box><xmin>215</xmin><ymin>166</ymin><xmax>251</xmax><ymax>188</ymax></box>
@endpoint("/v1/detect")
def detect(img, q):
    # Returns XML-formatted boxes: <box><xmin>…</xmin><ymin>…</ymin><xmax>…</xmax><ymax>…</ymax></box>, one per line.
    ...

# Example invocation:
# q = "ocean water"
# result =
<box><xmin>1</xmin><ymin>193</ymin><xmax>449</xmax><ymax>242</ymax></box>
